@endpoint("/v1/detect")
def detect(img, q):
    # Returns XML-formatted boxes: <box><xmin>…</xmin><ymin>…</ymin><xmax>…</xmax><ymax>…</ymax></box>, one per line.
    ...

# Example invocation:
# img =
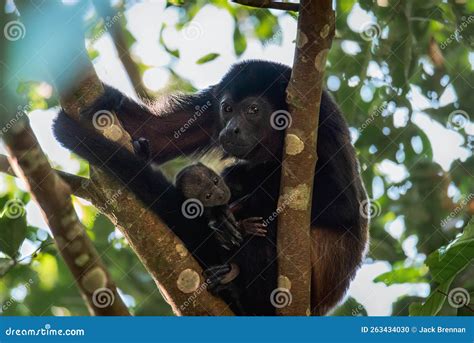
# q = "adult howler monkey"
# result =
<box><xmin>54</xmin><ymin>60</ymin><xmax>369</xmax><ymax>315</ymax></box>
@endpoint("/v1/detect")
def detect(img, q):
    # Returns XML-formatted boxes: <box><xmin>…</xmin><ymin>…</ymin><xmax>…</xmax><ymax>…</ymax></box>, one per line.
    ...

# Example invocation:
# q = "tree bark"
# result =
<box><xmin>275</xmin><ymin>0</ymin><xmax>335</xmax><ymax>315</ymax></box>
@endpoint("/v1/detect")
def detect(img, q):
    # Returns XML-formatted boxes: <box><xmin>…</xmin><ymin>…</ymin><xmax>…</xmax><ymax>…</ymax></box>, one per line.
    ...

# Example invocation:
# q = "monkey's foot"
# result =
<box><xmin>203</xmin><ymin>264</ymin><xmax>240</xmax><ymax>294</ymax></box>
<box><xmin>239</xmin><ymin>217</ymin><xmax>267</xmax><ymax>237</ymax></box>
<box><xmin>133</xmin><ymin>137</ymin><xmax>151</xmax><ymax>160</ymax></box>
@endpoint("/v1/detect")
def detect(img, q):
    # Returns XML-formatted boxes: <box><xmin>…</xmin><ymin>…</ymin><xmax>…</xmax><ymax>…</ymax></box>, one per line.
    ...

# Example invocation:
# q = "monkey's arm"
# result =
<box><xmin>78</xmin><ymin>85</ymin><xmax>220</xmax><ymax>164</ymax></box>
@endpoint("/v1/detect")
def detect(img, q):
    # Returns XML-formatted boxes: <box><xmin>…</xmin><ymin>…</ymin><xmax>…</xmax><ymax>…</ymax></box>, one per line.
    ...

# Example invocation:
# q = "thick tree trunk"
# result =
<box><xmin>276</xmin><ymin>0</ymin><xmax>335</xmax><ymax>315</ymax></box>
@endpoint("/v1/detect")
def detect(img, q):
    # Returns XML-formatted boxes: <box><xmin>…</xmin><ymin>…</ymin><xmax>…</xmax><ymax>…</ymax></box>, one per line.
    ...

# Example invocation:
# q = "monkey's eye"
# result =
<box><xmin>221</xmin><ymin>103</ymin><xmax>233</xmax><ymax>113</ymax></box>
<box><xmin>213</xmin><ymin>177</ymin><xmax>219</xmax><ymax>185</ymax></box>
<box><xmin>248</xmin><ymin>104</ymin><xmax>259</xmax><ymax>114</ymax></box>
<box><xmin>205</xmin><ymin>192</ymin><xmax>212</xmax><ymax>199</ymax></box>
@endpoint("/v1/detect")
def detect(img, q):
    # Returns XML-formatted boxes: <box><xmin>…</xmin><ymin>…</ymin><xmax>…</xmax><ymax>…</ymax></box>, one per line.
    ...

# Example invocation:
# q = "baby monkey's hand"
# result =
<box><xmin>238</xmin><ymin>217</ymin><xmax>267</xmax><ymax>237</ymax></box>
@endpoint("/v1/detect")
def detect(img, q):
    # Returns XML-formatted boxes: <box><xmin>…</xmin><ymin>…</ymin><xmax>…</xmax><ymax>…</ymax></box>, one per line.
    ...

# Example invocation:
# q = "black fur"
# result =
<box><xmin>53</xmin><ymin>60</ymin><xmax>368</xmax><ymax>316</ymax></box>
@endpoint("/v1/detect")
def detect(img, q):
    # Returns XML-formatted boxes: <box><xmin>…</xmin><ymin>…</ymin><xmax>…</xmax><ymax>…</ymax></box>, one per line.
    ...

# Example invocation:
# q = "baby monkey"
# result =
<box><xmin>176</xmin><ymin>163</ymin><xmax>267</xmax><ymax>248</ymax></box>
<box><xmin>134</xmin><ymin>138</ymin><xmax>265</xmax><ymax>309</ymax></box>
<box><xmin>134</xmin><ymin>137</ymin><xmax>267</xmax><ymax>248</ymax></box>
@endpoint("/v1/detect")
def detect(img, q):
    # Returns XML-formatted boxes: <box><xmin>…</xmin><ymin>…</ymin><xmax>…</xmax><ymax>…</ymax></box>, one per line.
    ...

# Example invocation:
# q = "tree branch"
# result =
<box><xmin>276</xmin><ymin>0</ymin><xmax>335</xmax><ymax>315</ymax></box>
<box><xmin>0</xmin><ymin>117</ymin><xmax>130</xmax><ymax>316</ymax></box>
<box><xmin>232</xmin><ymin>0</ymin><xmax>299</xmax><ymax>11</ymax></box>
<box><xmin>92</xmin><ymin>0</ymin><xmax>153</xmax><ymax>100</ymax></box>
<box><xmin>0</xmin><ymin>154</ymin><xmax>92</xmax><ymax>201</ymax></box>
<box><xmin>36</xmin><ymin>3</ymin><xmax>233</xmax><ymax>316</ymax></box>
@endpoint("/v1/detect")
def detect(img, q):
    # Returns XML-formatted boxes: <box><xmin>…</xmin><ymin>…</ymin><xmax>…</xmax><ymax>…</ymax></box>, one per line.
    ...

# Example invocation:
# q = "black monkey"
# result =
<box><xmin>54</xmin><ymin>60</ymin><xmax>369</xmax><ymax>315</ymax></box>
<box><xmin>174</xmin><ymin>161</ymin><xmax>267</xmax><ymax>248</ymax></box>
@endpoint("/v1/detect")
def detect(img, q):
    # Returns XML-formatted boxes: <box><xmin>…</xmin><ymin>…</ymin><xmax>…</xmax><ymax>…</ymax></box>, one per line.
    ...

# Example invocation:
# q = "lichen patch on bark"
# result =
<box><xmin>296</xmin><ymin>31</ymin><xmax>308</xmax><ymax>48</ymax></box>
<box><xmin>285</xmin><ymin>134</ymin><xmax>304</xmax><ymax>155</ymax></box>
<box><xmin>278</xmin><ymin>275</ymin><xmax>292</xmax><ymax>290</ymax></box>
<box><xmin>314</xmin><ymin>49</ymin><xmax>329</xmax><ymax>72</ymax></box>
<box><xmin>320</xmin><ymin>24</ymin><xmax>330</xmax><ymax>39</ymax></box>
<box><xmin>75</xmin><ymin>254</ymin><xmax>90</xmax><ymax>267</ymax></box>
<box><xmin>175</xmin><ymin>244</ymin><xmax>188</xmax><ymax>258</ymax></box>
<box><xmin>283</xmin><ymin>184</ymin><xmax>311</xmax><ymax>211</ymax></box>
<box><xmin>81</xmin><ymin>267</ymin><xmax>107</xmax><ymax>293</ymax></box>
<box><xmin>177</xmin><ymin>269</ymin><xmax>200</xmax><ymax>294</ymax></box>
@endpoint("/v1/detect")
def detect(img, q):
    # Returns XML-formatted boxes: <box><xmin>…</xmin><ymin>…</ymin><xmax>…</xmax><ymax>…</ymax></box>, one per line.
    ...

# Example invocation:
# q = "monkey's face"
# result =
<box><xmin>218</xmin><ymin>96</ymin><xmax>282</xmax><ymax>160</ymax></box>
<box><xmin>177</xmin><ymin>164</ymin><xmax>231</xmax><ymax>207</ymax></box>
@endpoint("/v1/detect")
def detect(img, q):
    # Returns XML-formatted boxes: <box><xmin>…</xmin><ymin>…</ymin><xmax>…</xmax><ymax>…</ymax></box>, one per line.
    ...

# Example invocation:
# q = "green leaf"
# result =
<box><xmin>0</xmin><ymin>205</ymin><xmax>27</xmax><ymax>258</ymax></box>
<box><xmin>374</xmin><ymin>266</ymin><xmax>428</xmax><ymax>285</ymax></box>
<box><xmin>427</xmin><ymin>221</ymin><xmax>474</xmax><ymax>284</ymax></box>
<box><xmin>233</xmin><ymin>26</ymin><xmax>247</xmax><ymax>56</ymax></box>
<box><xmin>196</xmin><ymin>53</ymin><xmax>220</xmax><ymax>64</ymax></box>
<box><xmin>409</xmin><ymin>277</ymin><xmax>454</xmax><ymax>316</ymax></box>
<box><xmin>332</xmin><ymin>297</ymin><xmax>367</xmax><ymax>316</ymax></box>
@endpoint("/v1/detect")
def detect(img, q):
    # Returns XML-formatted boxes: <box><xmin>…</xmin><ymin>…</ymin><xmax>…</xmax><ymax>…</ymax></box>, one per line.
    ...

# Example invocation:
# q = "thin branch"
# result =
<box><xmin>0</xmin><ymin>154</ymin><xmax>92</xmax><ymax>201</ymax></box>
<box><xmin>92</xmin><ymin>0</ymin><xmax>153</xmax><ymax>100</ymax></box>
<box><xmin>276</xmin><ymin>0</ymin><xmax>335</xmax><ymax>315</ymax></box>
<box><xmin>232</xmin><ymin>0</ymin><xmax>300</xmax><ymax>11</ymax></box>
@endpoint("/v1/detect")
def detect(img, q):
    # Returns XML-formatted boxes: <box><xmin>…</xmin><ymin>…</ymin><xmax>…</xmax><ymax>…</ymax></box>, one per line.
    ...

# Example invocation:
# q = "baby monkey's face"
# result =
<box><xmin>177</xmin><ymin>163</ymin><xmax>231</xmax><ymax>207</ymax></box>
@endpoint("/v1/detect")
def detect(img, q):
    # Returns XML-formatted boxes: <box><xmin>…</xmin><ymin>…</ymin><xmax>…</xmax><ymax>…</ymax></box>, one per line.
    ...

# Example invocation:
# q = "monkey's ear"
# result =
<box><xmin>207</xmin><ymin>84</ymin><xmax>218</xmax><ymax>97</ymax></box>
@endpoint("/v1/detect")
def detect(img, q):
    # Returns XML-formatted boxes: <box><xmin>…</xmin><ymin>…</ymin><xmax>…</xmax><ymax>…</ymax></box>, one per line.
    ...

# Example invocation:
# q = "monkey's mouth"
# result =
<box><xmin>221</xmin><ymin>141</ymin><xmax>254</xmax><ymax>158</ymax></box>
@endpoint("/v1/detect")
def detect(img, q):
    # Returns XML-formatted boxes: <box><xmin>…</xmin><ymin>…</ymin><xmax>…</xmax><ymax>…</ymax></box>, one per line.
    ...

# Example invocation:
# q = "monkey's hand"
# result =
<box><xmin>133</xmin><ymin>137</ymin><xmax>151</xmax><ymax>161</ymax></box>
<box><xmin>238</xmin><ymin>217</ymin><xmax>267</xmax><ymax>237</ymax></box>
<box><xmin>209</xmin><ymin>210</ymin><xmax>243</xmax><ymax>250</ymax></box>
<box><xmin>203</xmin><ymin>263</ymin><xmax>239</xmax><ymax>295</ymax></box>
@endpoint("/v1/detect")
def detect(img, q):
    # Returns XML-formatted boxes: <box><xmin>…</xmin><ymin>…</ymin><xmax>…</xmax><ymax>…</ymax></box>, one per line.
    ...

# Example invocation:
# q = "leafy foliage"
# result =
<box><xmin>1</xmin><ymin>0</ymin><xmax>472</xmax><ymax>316</ymax></box>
